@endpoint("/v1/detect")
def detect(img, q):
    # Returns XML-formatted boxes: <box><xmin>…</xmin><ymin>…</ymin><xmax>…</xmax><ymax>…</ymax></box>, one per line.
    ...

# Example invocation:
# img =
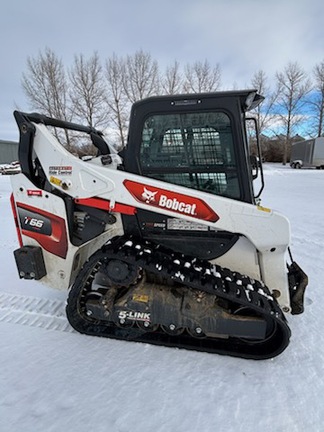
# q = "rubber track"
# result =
<box><xmin>66</xmin><ymin>236</ymin><xmax>291</xmax><ymax>360</ymax></box>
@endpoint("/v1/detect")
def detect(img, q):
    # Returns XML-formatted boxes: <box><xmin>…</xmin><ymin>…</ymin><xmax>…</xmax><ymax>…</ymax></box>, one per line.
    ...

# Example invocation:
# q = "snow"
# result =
<box><xmin>1</xmin><ymin>164</ymin><xmax>324</xmax><ymax>432</ymax></box>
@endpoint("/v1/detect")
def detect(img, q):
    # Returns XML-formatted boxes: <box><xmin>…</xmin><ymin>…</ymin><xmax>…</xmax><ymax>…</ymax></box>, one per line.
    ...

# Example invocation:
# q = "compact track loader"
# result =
<box><xmin>10</xmin><ymin>90</ymin><xmax>308</xmax><ymax>359</ymax></box>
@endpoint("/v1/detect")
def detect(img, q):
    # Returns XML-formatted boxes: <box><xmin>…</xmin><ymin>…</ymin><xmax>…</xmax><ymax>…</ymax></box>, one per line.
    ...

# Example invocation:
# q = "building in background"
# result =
<box><xmin>0</xmin><ymin>139</ymin><xmax>18</xmax><ymax>164</ymax></box>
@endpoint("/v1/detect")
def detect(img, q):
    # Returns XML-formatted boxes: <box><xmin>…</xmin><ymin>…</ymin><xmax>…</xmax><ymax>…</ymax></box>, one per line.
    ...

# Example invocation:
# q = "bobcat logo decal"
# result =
<box><xmin>124</xmin><ymin>180</ymin><xmax>220</xmax><ymax>223</ymax></box>
<box><xmin>142</xmin><ymin>187</ymin><xmax>158</xmax><ymax>203</ymax></box>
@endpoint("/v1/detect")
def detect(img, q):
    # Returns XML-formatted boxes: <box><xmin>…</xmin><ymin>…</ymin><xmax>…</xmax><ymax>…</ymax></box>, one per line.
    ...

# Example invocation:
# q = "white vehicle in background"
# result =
<box><xmin>290</xmin><ymin>137</ymin><xmax>324</xmax><ymax>169</ymax></box>
<box><xmin>0</xmin><ymin>161</ymin><xmax>21</xmax><ymax>175</ymax></box>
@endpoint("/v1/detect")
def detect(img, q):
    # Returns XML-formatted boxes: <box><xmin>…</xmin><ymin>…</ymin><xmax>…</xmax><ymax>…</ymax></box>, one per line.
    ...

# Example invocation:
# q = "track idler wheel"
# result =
<box><xmin>233</xmin><ymin>306</ymin><xmax>277</xmax><ymax>343</ymax></box>
<box><xmin>136</xmin><ymin>321</ymin><xmax>159</xmax><ymax>332</ymax></box>
<box><xmin>187</xmin><ymin>326</ymin><xmax>206</xmax><ymax>338</ymax></box>
<box><xmin>96</xmin><ymin>258</ymin><xmax>141</xmax><ymax>287</ymax></box>
<box><xmin>161</xmin><ymin>324</ymin><xmax>184</xmax><ymax>336</ymax></box>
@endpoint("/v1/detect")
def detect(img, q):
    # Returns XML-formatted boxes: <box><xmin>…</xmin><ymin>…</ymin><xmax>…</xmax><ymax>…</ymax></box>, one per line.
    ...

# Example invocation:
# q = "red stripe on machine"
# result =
<box><xmin>74</xmin><ymin>197</ymin><xmax>137</xmax><ymax>215</ymax></box>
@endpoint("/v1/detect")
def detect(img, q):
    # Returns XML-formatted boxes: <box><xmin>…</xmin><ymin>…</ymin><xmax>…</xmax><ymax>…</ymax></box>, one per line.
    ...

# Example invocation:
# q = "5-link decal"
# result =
<box><xmin>118</xmin><ymin>311</ymin><xmax>151</xmax><ymax>322</ymax></box>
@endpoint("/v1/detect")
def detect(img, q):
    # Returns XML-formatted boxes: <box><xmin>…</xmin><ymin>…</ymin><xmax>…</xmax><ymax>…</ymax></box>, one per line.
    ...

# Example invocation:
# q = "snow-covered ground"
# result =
<box><xmin>1</xmin><ymin>164</ymin><xmax>323</xmax><ymax>432</ymax></box>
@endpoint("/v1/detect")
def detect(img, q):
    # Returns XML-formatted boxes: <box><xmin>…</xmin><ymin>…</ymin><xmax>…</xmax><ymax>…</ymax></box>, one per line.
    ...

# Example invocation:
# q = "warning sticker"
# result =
<box><xmin>49</xmin><ymin>176</ymin><xmax>62</xmax><ymax>187</ymax></box>
<box><xmin>49</xmin><ymin>166</ymin><xmax>72</xmax><ymax>175</ymax></box>
<box><xmin>167</xmin><ymin>218</ymin><xmax>208</xmax><ymax>231</ymax></box>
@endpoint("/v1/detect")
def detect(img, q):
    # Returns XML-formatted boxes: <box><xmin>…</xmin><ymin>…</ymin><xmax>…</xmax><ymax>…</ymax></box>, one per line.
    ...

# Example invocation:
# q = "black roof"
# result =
<box><xmin>132</xmin><ymin>89</ymin><xmax>264</xmax><ymax>112</ymax></box>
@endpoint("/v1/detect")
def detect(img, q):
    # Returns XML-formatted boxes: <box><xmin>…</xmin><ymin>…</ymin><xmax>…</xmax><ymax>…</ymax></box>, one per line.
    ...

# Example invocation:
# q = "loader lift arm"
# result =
<box><xmin>14</xmin><ymin>110</ymin><xmax>110</xmax><ymax>182</ymax></box>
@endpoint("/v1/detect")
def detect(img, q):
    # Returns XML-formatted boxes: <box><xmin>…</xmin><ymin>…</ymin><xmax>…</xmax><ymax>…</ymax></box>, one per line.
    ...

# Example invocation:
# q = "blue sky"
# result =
<box><xmin>1</xmin><ymin>0</ymin><xmax>323</xmax><ymax>141</ymax></box>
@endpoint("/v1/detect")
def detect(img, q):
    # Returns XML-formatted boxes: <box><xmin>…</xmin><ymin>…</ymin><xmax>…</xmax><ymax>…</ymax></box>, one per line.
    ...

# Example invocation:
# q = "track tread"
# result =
<box><xmin>66</xmin><ymin>236</ymin><xmax>291</xmax><ymax>359</ymax></box>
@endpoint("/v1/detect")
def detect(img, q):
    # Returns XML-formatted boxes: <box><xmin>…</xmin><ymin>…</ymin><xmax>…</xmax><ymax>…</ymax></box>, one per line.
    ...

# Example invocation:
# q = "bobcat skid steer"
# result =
<box><xmin>10</xmin><ymin>90</ymin><xmax>308</xmax><ymax>359</ymax></box>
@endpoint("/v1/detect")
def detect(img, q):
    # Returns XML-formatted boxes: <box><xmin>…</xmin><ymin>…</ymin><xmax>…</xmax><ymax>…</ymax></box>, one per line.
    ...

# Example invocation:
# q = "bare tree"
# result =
<box><xmin>105</xmin><ymin>53</ymin><xmax>130</xmax><ymax>148</ymax></box>
<box><xmin>275</xmin><ymin>62</ymin><xmax>311</xmax><ymax>164</ymax></box>
<box><xmin>161</xmin><ymin>60</ymin><xmax>183</xmax><ymax>94</ymax></box>
<box><xmin>247</xmin><ymin>70</ymin><xmax>281</xmax><ymax>160</ymax></box>
<box><xmin>183</xmin><ymin>60</ymin><xmax>221</xmax><ymax>93</ymax></box>
<box><xmin>250</xmin><ymin>70</ymin><xmax>280</xmax><ymax>134</ymax></box>
<box><xmin>309</xmin><ymin>60</ymin><xmax>324</xmax><ymax>137</ymax></box>
<box><xmin>69</xmin><ymin>52</ymin><xmax>108</xmax><ymax>129</ymax></box>
<box><xmin>21</xmin><ymin>47</ymin><xmax>72</xmax><ymax>147</ymax></box>
<box><xmin>22</xmin><ymin>47</ymin><xmax>69</xmax><ymax>119</ymax></box>
<box><xmin>123</xmin><ymin>50</ymin><xmax>159</xmax><ymax>103</ymax></box>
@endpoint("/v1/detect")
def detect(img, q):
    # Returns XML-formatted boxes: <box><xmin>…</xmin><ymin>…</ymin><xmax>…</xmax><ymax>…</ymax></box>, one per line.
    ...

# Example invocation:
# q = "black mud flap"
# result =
<box><xmin>14</xmin><ymin>246</ymin><xmax>47</xmax><ymax>280</ymax></box>
<box><xmin>288</xmin><ymin>262</ymin><xmax>308</xmax><ymax>315</ymax></box>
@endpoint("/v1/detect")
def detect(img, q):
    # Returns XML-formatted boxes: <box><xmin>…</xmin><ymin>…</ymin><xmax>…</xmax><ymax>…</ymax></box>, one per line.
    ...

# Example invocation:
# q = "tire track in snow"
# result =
<box><xmin>0</xmin><ymin>292</ymin><xmax>75</xmax><ymax>333</ymax></box>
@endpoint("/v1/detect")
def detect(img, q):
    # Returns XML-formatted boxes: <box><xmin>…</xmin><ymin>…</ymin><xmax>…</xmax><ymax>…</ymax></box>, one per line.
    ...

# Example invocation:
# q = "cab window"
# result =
<box><xmin>140</xmin><ymin>112</ymin><xmax>240</xmax><ymax>199</ymax></box>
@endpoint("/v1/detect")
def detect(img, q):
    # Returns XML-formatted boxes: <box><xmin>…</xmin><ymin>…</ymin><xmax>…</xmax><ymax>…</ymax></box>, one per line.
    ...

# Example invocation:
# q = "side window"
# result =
<box><xmin>140</xmin><ymin>112</ymin><xmax>240</xmax><ymax>199</ymax></box>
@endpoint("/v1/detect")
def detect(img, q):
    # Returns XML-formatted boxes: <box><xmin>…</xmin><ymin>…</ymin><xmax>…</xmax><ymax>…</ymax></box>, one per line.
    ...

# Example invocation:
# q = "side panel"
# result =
<box><xmin>16</xmin><ymin>202</ymin><xmax>68</xmax><ymax>259</ymax></box>
<box><xmin>212</xmin><ymin>236</ymin><xmax>261</xmax><ymax>281</ymax></box>
<box><xmin>10</xmin><ymin>174</ymin><xmax>123</xmax><ymax>290</ymax></box>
